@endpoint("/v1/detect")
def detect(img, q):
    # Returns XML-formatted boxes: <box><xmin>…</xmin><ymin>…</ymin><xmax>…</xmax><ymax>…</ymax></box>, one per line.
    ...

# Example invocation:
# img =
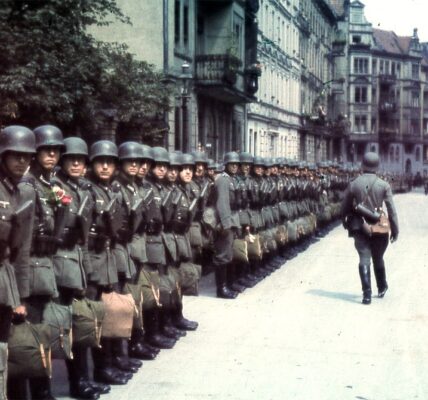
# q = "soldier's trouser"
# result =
<box><xmin>169</xmin><ymin>266</ymin><xmax>182</xmax><ymax>308</ymax></box>
<box><xmin>0</xmin><ymin>307</ymin><xmax>11</xmax><ymax>399</ymax></box>
<box><xmin>212</xmin><ymin>229</ymin><xmax>234</xmax><ymax>267</ymax></box>
<box><xmin>0</xmin><ymin>306</ymin><xmax>12</xmax><ymax>343</ymax></box>
<box><xmin>354</xmin><ymin>233</ymin><xmax>389</xmax><ymax>292</ymax></box>
<box><xmin>3</xmin><ymin>302</ymin><xmax>26</xmax><ymax>400</ymax></box>
<box><xmin>138</xmin><ymin>264</ymin><xmax>161</xmax><ymax>312</ymax></box>
<box><xmin>0</xmin><ymin>342</ymin><xmax>7</xmax><ymax>400</ymax></box>
<box><xmin>26</xmin><ymin>295</ymin><xmax>54</xmax><ymax>400</ymax></box>
<box><xmin>87</xmin><ymin>283</ymin><xmax>117</xmax><ymax>372</ymax></box>
<box><xmin>57</xmin><ymin>287</ymin><xmax>92</xmax><ymax>392</ymax></box>
<box><xmin>353</xmin><ymin>233</ymin><xmax>389</xmax><ymax>267</ymax></box>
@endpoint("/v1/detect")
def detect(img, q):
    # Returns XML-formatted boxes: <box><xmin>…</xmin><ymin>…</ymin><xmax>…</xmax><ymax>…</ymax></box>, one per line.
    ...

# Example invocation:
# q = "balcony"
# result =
<box><xmin>379</xmin><ymin>127</ymin><xmax>399</xmax><ymax>142</ymax></box>
<box><xmin>379</xmin><ymin>101</ymin><xmax>397</xmax><ymax>115</ymax></box>
<box><xmin>402</xmin><ymin>133</ymin><xmax>422</xmax><ymax>144</ymax></box>
<box><xmin>296</xmin><ymin>11</ymin><xmax>310</xmax><ymax>35</ymax></box>
<box><xmin>348</xmin><ymin>133</ymin><xmax>378</xmax><ymax>142</ymax></box>
<box><xmin>378</xmin><ymin>74</ymin><xmax>396</xmax><ymax>85</ymax></box>
<box><xmin>195</xmin><ymin>54</ymin><xmax>241</xmax><ymax>84</ymax></box>
<box><xmin>195</xmin><ymin>54</ymin><xmax>257</xmax><ymax>103</ymax></box>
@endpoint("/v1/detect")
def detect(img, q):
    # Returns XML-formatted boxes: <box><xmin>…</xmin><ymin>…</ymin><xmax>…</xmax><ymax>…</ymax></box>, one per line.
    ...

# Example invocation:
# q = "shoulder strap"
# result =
<box><xmin>362</xmin><ymin>176</ymin><xmax>378</xmax><ymax>209</ymax></box>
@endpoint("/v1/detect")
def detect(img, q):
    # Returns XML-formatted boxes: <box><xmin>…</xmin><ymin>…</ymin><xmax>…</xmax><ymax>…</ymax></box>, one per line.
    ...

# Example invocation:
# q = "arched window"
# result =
<box><xmin>389</xmin><ymin>146</ymin><xmax>394</xmax><ymax>163</ymax></box>
<box><xmin>416</xmin><ymin>146</ymin><xmax>421</xmax><ymax>162</ymax></box>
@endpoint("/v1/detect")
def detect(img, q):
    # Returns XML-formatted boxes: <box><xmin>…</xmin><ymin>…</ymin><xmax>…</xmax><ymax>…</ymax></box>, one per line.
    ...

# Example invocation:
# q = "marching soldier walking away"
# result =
<box><xmin>342</xmin><ymin>152</ymin><xmax>399</xmax><ymax>305</ymax></box>
<box><xmin>213</xmin><ymin>152</ymin><xmax>241</xmax><ymax>299</ymax></box>
<box><xmin>0</xmin><ymin>126</ymin><xmax>36</xmax><ymax>400</ymax></box>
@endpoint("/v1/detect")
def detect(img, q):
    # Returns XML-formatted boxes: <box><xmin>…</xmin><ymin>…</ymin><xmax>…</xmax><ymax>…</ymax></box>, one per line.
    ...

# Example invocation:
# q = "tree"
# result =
<box><xmin>0</xmin><ymin>0</ymin><xmax>171</xmax><ymax>141</ymax></box>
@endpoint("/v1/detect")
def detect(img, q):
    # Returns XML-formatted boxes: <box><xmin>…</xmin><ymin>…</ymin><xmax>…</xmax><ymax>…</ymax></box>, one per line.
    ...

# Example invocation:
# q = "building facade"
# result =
<box><xmin>246</xmin><ymin>0</ymin><xmax>341</xmax><ymax>163</ymax></box>
<box><xmin>246</xmin><ymin>0</ymin><xmax>301</xmax><ymax>160</ymax></box>
<box><xmin>331</xmin><ymin>0</ymin><xmax>428</xmax><ymax>175</ymax></box>
<box><xmin>90</xmin><ymin>0</ymin><xmax>260</xmax><ymax>159</ymax></box>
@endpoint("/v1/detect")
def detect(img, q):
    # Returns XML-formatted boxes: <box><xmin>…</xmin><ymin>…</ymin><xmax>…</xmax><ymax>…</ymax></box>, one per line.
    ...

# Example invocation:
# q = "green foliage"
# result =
<box><xmin>0</xmin><ymin>0</ymin><xmax>171</xmax><ymax>139</ymax></box>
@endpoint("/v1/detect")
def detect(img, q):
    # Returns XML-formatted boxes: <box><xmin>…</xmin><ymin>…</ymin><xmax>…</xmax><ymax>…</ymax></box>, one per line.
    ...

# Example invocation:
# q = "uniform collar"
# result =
<box><xmin>0</xmin><ymin>164</ymin><xmax>19</xmax><ymax>194</ymax></box>
<box><xmin>29</xmin><ymin>164</ymin><xmax>52</xmax><ymax>187</ymax></box>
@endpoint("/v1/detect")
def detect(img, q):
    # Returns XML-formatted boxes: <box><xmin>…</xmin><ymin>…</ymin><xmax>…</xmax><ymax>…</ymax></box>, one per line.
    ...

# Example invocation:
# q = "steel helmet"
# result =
<box><xmin>90</xmin><ymin>140</ymin><xmax>118</xmax><ymax>162</ymax></box>
<box><xmin>0</xmin><ymin>125</ymin><xmax>36</xmax><ymax>154</ymax></box>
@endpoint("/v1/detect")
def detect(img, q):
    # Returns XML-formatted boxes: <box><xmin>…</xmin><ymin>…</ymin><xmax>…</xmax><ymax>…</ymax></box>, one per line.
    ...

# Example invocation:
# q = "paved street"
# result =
<box><xmin>56</xmin><ymin>190</ymin><xmax>428</xmax><ymax>400</ymax></box>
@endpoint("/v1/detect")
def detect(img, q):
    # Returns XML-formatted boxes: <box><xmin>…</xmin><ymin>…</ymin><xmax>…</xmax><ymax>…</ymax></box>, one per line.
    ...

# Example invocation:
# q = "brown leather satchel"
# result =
<box><xmin>101</xmin><ymin>292</ymin><xmax>136</xmax><ymax>339</ymax></box>
<box><xmin>367</xmin><ymin>211</ymin><xmax>390</xmax><ymax>236</ymax></box>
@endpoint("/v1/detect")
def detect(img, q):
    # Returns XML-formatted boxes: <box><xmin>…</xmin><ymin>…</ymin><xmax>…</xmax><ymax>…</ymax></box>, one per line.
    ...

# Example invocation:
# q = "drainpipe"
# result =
<box><xmin>163</xmin><ymin>0</ymin><xmax>169</xmax><ymax>73</ymax></box>
<box><xmin>163</xmin><ymin>0</ymin><xmax>169</xmax><ymax>148</ymax></box>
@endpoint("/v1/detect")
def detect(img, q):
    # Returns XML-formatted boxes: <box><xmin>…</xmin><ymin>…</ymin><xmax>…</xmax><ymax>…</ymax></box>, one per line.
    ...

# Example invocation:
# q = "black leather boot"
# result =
<box><xmin>359</xmin><ymin>265</ymin><xmax>372</xmax><ymax>305</ymax></box>
<box><xmin>144</xmin><ymin>309</ymin><xmax>176</xmax><ymax>349</ymax></box>
<box><xmin>227</xmin><ymin>263</ymin><xmax>246</xmax><ymax>293</ymax></box>
<box><xmin>374</xmin><ymin>262</ymin><xmax>388</xmax><ymax>298</ymax></box>
<box><xmin>129</xmin><ymin>328</ymin><xmax>158</xmax><ymax>360</ymax></box>
<box><xmin>29</xmin><ymin>377</ymin><xmax>56</xmax><ymax>400</ymax></box>
<box><xmin>7</xmin><ymin>378</ymin><xmax>28</xmax><ymax>400</ymax></box>
<box><xmin>215</xmin><ymin>265</ymin><xmax>238</xmax><ymax>299</ymax></box>
<box><xmin>67</xmin><ymin>348</ymin><xmax>100</xmax><ymax>400</ymax></box>
<box><xmin>172</xmin><ymin>304</ymin><xmax>198</xmax><ymax>331</ymax></box>
<box><xmin>93</xmin><ymin>338</ymin><xmax>129</xmax><ymax>385</ymax></box>
<box><xmin>112</xmin><ymin>338</ymin><xmax>139</xmax><ymax>373</ymax></box>
<box><xmin>161</xmin><ymin>310</ymin><xmax>186</xmax><ymax>339</ymax></box>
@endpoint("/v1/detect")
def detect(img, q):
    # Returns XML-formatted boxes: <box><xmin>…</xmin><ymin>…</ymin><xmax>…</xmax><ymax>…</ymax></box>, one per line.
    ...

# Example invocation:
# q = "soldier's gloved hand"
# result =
<box><xmin>390</xmin><ymin>234</ymin><xmax>398</xmax><ymax>243</ymax></box>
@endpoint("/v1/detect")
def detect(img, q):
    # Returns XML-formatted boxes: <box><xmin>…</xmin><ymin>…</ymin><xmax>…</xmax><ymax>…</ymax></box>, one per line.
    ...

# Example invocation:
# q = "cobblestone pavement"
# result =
<box><xmin>55</xmin><ymin>189</ymin><xmax>428</xmax><ymax>400</ymax></box>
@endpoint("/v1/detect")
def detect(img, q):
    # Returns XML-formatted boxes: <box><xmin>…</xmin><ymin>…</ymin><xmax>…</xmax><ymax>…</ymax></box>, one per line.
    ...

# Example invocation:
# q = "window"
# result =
<box><xmin>183</xmin><ymin>4</ymin><xmax>189</xmax><ymax>47</ymax></box>
<box><xmin>174</xmin><ymin>0</ymin><xmax>180</xmax><ymax>44</ymax></box>
<box><xmin>372</xmin><ymin>59</ymin><xmax>377</xmax><ymax>75</ymax></box>
<box><xmin>412</xmin><ymin>91</ymin><xmax>420</xmax><ymax>108</ymax></box>
<box><xmin>352</xmin><ymin>35</ymin><xmax>361</xmax><ymax>44</ymax></box>
<box><xmin>410</xmin><ymin>119</ymin><xmax>419</xmax><ymax>135</ymax></box>
<box><xmin>355</xmin><ymin>86</ymin><xmax>368</xmax><ymax>103</ymax></box>
<box><xmin>389</xmin><ymin>146</ymin><xmax>394</xmax><ymax>162</ymax></box>
<box><xmin>412</xmin><ymin>63</ymin><xmax>419</xmax><ymax>79</ymax></box>
<box><xmin>379</xmin><ymin>60</ymin><xmax>384</xmax><ymax>74</ymax></box>
<box><xmin>416</xmin><ymin>147</ymin><xmax>421</xmax><ymax>162</ymax></box>
<box><xmin>354</xmin><ymin>58</ymin><xmax>369</xmax><ymax>74</ymax></box>
<box><xmin>371</xmin><ymin>117</ymin><xmax>377</xmax><ymax>133</ymax></box>
<box><xmin>232</xmin><ymin>13</ymin><xmax>244</xmax><ymax>59</ymax></box>
<box><xmin>355</xmin><ymin>115</ymin><xmax>368</xmax><ymax>133</ymax></box>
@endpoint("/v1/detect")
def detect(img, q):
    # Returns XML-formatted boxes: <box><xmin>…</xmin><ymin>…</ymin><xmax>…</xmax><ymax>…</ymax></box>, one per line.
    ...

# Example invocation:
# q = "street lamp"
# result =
<box><xmin>179</xmin><ymin>62</ymin><xmax>192</xmax><ymax>152</ymax></box>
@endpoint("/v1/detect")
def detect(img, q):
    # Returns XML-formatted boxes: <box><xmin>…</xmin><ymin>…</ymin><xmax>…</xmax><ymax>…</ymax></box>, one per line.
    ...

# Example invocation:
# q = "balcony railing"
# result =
<box><xmin>195</xmin><ymin>54</ymin><xmax>242</xmax><ymax>86</ymax></box>
<box><xmin>379</xmin><ymin>127</ymin><xmax>399</xmax><ymax>141</ymax></box>
<box><xmin>379</xmin><ymin>101</ymin><xmax>397</xmax><ymax>114</ymax></box>
<box><xmin>402</xmin><ymin>133</ymin><xmax>422</xmax><ymax>144</ymax></box>
<box><xmin>378</xmin><ymin>74</ymin><xmax>396</xmax><ymax>85</ymax></box>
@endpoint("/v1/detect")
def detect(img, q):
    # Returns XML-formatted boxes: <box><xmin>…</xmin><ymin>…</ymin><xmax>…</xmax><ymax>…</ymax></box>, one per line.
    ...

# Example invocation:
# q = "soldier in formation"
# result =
<box><xmin>0</xmin><ymin>123</ymin><xmax>352</xmax><ymax>400</ymax></box>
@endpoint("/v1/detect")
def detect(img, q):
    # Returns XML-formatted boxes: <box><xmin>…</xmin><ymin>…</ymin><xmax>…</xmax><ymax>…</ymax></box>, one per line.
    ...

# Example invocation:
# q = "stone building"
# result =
<box><xmin>90</xmin><ymin>0</ymin><xmax>260</xmax><ymax>159</ymax></box>
<box><xmin>246</xmin><ymin>0</ymin><xmax>341</xmax><ymax>163</ymax></box>
<box><xmin>246</xmin><ymin>0</ymin><xmax>301</xmax><ymax>160</ymax></box>
<box><xmin>331</xmin><ymin>0</ymin><xmax>427</xmax><ymax>175</ymax></box>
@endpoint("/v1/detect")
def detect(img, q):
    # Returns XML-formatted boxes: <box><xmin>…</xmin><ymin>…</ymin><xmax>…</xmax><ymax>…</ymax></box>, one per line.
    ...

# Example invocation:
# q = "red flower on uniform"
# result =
<box><xmin>49</xmin><ymin>186</ymin><xmax>72</xmax><ymax>206</ymax></box>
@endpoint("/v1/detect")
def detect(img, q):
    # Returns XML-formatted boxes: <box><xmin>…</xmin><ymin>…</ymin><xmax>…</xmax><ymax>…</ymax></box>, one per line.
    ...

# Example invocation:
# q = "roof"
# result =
<box><xmin>328</xmin><ymin>0</ymin><xmax>345</xmax><ymax>16</ymax></box>
<box><xmin>372</xmin><ymin>29</ymin><xmax>411</xmax><ymax>55</ymax></box>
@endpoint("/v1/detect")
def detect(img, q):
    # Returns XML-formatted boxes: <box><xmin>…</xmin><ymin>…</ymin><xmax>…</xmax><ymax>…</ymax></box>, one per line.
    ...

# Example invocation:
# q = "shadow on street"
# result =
<box><xmin>307</xmin><ymin>289</ymin><xmax>361</xmax><ymax>304</ymax></box>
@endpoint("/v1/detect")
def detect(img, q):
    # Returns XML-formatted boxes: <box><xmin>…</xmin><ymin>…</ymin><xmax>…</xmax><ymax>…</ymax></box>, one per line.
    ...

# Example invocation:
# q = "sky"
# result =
<box><xmin>362</xmin><ymin>0</ymin><xmax>428</xmax><ymax>42</ymax></box>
